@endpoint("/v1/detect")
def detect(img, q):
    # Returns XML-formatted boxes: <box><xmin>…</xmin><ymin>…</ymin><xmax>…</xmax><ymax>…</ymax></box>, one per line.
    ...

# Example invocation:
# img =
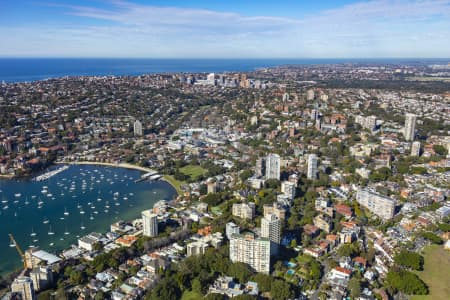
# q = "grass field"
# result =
<box><xmin>180</xmin><ymin>165</ymin><xmax>206</xmax><ymax>180</ymax></box>
<box><xmin>411</xmin><ymin>245</ymin><xmax>450</xmax><ymax>300</ymax></box>
<box><xmin>181</xmin><ymin>290</ymin><xmax>203</xmax><ymax>300</ymax></box>
<box><xmin>163</xmin><ymin>175</ymin><xmax>183</xmax><ymax>195</ymax></box>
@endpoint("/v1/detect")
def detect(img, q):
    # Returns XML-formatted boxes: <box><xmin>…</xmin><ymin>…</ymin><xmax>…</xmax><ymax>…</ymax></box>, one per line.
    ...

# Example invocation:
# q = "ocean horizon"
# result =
<box><xmin>1</xmin><ymin>58</ymin><xmax>449</xmax><ymax>83</ymax></box>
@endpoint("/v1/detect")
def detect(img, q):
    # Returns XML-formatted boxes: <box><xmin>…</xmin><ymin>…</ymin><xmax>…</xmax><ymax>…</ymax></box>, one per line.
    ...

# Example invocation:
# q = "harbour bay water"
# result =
<box><xmin>1</xmin><ymin>58</ymin><xmax>447</xmax><ymax>83</ymax></box>
<box><xmin>0</xmin><ymin>165</ymin><xmax>177</xmax><ymax>276</ymax></box>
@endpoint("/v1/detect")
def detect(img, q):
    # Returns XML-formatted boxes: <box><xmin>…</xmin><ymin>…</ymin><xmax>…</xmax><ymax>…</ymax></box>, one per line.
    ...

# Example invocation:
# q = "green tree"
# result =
<box><xmin>146</xmin><ymin>278</ymin><xmax>181</xmax><ymax>300</ymax></box>
<box><xmin>94</xmin><ymin>291</ymin><xmax>105</xmax><ymax>300</ymax></box>
<box><xmin>265</xmin><ymin>179</ymin><xmax>281</xmax><ymax>189</ymax></box>
<box><xmin>228</xmin><ymin>262</ymin><xmax>254</xmax><ymax>283</ymax></box>
<box><xmin>337</xmin><ymin>243</ymin><xmax>359</xmax><ymax>258</ymax></box>
<box><xmin>251</xmin><ymin>273</ymin><xmax>272</xmax><ymax>292</ymax></box>
<box><xmin>270</xmin><ymin>280</ymin><xmax>294</xmax><ymax>300</ymax></box>
<box><xmin>348</xmin><ymin>277</ymin><xmax>361</xmax><ymax>299</ymax></box>
<box><xmin>433</xmin><ymin>144</ymin><xmax>448</xmax><ymax>156</ymax></box>
<box><xmin>239</xmin><ymin>170</ymin><xmax>254</xmax><ymax>182</ymax></box>
<box><xmin>385</xmin><ymin>270</ymin><xmax>428</xmax><ymax>295</ymax></box>
<box><xmin>192</xmin><ymin>278</ymin><xmax>203</xmax><ymax>295</ymax></box>
<box><xmin>394</xmin><ymin>250</ymin><xmax>424</xmax><ymax>270</ymax></box>
<box><xmin>421</xmin><ymin>232</ymin><xmax>443</xmax><ymax>244</ymax></box>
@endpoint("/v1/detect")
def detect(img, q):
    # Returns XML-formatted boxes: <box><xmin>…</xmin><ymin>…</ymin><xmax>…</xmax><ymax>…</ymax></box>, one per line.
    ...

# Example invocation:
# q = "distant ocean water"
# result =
<box><xmin>0</xmin><ymin>58</ymin><xmax>449</xmax><ymax>83</ymax></box>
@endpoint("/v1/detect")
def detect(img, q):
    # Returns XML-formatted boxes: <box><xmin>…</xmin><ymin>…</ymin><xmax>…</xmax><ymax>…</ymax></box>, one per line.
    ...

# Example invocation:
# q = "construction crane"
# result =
<box><xmin>9</xmin><ymin>233</ymin><xmax>27</xmax><ymax>269</ymax></box>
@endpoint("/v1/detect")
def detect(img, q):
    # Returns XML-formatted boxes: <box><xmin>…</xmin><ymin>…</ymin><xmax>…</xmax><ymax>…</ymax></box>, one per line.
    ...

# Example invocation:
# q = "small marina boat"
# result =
<box><xmin>43</xmin><ymin>218</ymin><xmax>49</xmax><ymax>224</ymax></box>
<box><xmin>14</xmin><ymin>193</ymin><xmax>21</xmax><ymax>197</ymax></box>
<box><xmin>30</xmin><ymin>228</ymin><xmax>37</xmax><ymax>237</ymax></box>
<box><xmin>48</xmin><ymin>226</ymin><xmax>55</xmax><ymax>235</ymax></box>
<box><xmin>64</xmin><ymin>208</ymin><xmax>69</xmax><ymax>216</ymax></box>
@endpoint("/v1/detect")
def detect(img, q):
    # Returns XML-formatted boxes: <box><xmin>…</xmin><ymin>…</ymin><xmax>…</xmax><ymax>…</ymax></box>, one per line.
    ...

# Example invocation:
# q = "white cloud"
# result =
<box><xmin>1</xmin><ymin>0</ymin><xmax>450</xmax><ymax>57</ymax></box>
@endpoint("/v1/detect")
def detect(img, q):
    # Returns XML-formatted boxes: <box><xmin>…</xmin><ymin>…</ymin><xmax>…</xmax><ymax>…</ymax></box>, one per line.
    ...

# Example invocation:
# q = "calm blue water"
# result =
<box><xmin>1</xmin><ymin>58</ymin><xmax>448</xmax><ymax>83</ymax></box>
<box><xmin>0</xmin><ymin>165</ymin><xmax>177</xmax><ymax>275</ymax></box>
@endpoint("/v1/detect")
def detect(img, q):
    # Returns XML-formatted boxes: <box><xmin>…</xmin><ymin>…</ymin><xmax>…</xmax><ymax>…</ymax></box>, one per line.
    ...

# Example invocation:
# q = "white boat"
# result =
<box><xmin>80</xmin><ymin>210</ymin><xmax>85</xmax><ymax>214</ymax></box>
<box><xmin>43</xmin><ymin>218</ymin><xmax>49</xmax><ymax>224</ymax></box>
<box><xmin>14</xmin><ymin>193</ymin><xmax>21</xmax><ymax>197</ymax></box>
<box><xmin>64</xmin><ymin>208</ymin><xmax>69</xmax><ymax>216</ymax></box>
<box><xmin>30</xmin><ymin>229</ymin><xmax>37</xmax><ymax>237</ymax></box>
<box><xmin>48</xmin><ymin>226</ymin><xmax>55</xmax><ymax>235</ymax></box>
<box><xmin>31</xmin><ymin>195</ymin><xmax>36</xmax><ymax>199</ymax></box>
<box><xmin>49</xmin><ymin>243</ymin><xmax>54</xmax><ymax>246</ymax></box>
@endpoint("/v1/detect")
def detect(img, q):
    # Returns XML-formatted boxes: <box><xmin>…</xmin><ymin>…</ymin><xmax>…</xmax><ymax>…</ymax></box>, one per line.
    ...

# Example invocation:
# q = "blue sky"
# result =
<box><xmin>1</xmin><ymin>0</ymin><xmax>449</xmax><ymax>58</ymax></box>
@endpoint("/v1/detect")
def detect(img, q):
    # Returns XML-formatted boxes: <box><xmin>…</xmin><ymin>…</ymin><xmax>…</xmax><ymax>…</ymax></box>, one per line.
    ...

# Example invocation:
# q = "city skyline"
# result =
<box><xmin>1</xmin><ymin>0</ymin><xmax>450</xmax><ymax>58</ymax></box>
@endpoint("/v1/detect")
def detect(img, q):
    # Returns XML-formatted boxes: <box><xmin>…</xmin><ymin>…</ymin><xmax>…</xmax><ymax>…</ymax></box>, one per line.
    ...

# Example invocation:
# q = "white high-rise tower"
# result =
<box><xmin>307</xmin><ymin>154</ymin><xmax>318</xmax><ymax>180</ymax></box>
<box><xmin>142</xmin><ymin>210</ymin><xmax>158</xmax><ymax>237</ymax></box>
<box><xmin>134</xmin><ymin>120</ymin><xmax>143</xmax><ymax>136</ymax></box>
<box><xmin>265</xmin><ymin>153</ymin><xmax>280</xmax><ymax>180</ymax></box>
<box><xmin>404</xmin><ymin>113</ymin><xmax>416</xmax><ymax>141</ymax></box>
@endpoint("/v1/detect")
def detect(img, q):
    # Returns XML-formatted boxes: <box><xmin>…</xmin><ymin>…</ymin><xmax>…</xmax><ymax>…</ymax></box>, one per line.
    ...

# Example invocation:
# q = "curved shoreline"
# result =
<box><xmin>55</xmin><ymin>161</ymin><xmax>180</xmax><ymax>195</ymax></box>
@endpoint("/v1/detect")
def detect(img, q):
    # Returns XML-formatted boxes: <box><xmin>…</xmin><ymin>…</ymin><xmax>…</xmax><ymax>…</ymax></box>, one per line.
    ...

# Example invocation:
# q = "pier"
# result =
<box><xmin>33</xmin><ymin>165</ymin><xmax>70</xmax><ymax>182</ymax></box>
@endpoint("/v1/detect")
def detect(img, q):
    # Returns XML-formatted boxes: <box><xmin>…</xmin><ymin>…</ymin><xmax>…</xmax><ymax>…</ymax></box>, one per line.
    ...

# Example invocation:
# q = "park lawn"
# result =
<box><xmin>411</xmin><ymin>245</ymin><xmax>450</xmax><ymax>300</ymax></box>
<box><xmin>163</xmin><ymin>175</ymin><xmax>183</xmax><ymax>195</ymax></box>
<box><xmin>181</xmin><ymin>290</ymin><xmax>203</xmax><ymax>300</ymax></box>
<box><xmin>180</xmin><ymin>165</ymin><xmax>206</xmax><ymax>180</ymax></box>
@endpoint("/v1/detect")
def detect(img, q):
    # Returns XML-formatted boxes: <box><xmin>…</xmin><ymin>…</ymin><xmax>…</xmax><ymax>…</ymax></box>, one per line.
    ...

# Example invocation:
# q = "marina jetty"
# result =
<box><xmin>33</xmin><ymin>165</ymin><xmax>70</xmax><ymax>182</ymax></box>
